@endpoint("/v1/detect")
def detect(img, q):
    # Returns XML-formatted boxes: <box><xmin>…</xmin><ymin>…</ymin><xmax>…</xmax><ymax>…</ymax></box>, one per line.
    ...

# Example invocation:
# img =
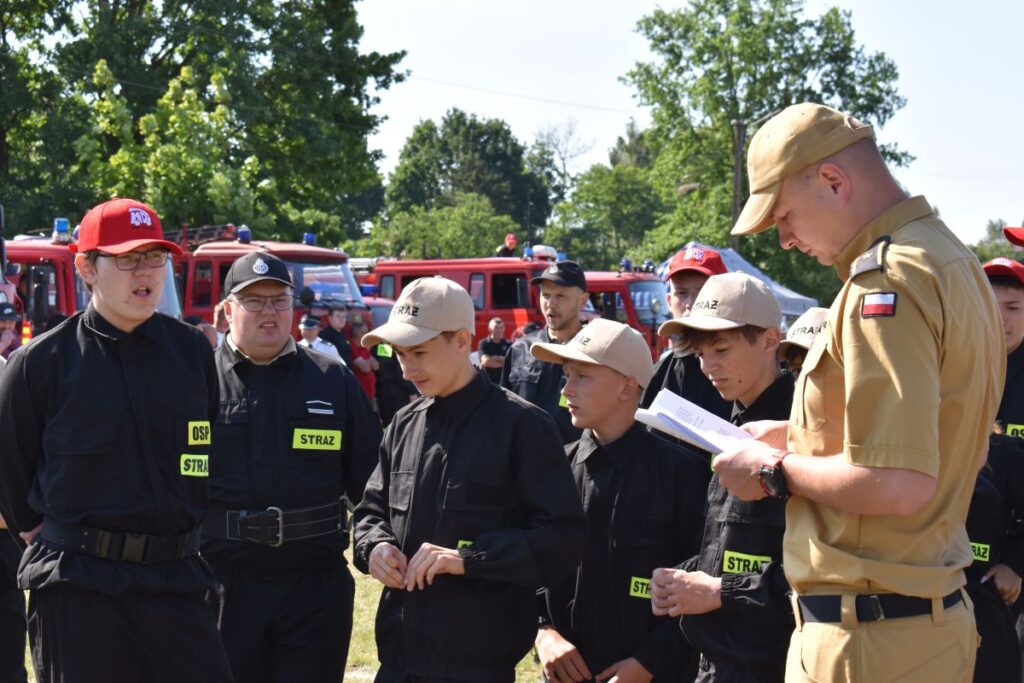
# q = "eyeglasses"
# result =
<box><xmin>231</xmin><ymin>294</ymin><xmax>293</xmax><ymax>312</ymax></box>
<box><xmin>97</xmin><ymin>250</ymin><xmax>170</xmax><ymax>271</ymax></box>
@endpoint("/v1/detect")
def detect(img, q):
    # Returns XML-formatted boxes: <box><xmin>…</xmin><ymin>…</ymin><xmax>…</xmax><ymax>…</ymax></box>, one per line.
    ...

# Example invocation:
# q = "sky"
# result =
<box><xmin>357</xmin><ymin>0</ymin><xmax>1024</xmax><ymax>246</ymax></box>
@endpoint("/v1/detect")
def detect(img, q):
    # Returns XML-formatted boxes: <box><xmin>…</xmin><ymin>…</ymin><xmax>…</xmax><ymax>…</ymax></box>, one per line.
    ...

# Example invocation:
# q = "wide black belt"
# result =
<box><xmin>203</xmin><ymin>500</ymin><xmax>345</xmax><ymax>547</ymax></box>
<box><xmin>41</xmin><ymin>518</ymin><xmax>201</xmax><ymax>563</ymax></box>
<box><xmin>798</xmin><ymin>590</ymin><xmax>962</xmax><ymax>624</ymax></box>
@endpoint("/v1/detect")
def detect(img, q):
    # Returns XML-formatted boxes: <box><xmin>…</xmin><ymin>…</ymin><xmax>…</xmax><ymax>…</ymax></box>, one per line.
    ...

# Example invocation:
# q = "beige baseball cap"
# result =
<box><xmin>360</xmin><ymin>276</ymin><xmax>475</xmax><ymax>348</ymax></box>
<box><xmin>659</xmin><ymin>273</ymin><xmax>781</xmax><ymax>336</ymax></box>
<box><xmin>779</xmin><ymin>307</ymin><xmax>829</xmax><ymax>356</ymax></box>
<box><xmin>732</xmin><ymin>103</ymin><xmax>875</xmax><ymax>236</ymax></box>
<box><xmin>530</xmin><ymin>318</ymin><xmax>654</xmax><ymax>389</ymax></box>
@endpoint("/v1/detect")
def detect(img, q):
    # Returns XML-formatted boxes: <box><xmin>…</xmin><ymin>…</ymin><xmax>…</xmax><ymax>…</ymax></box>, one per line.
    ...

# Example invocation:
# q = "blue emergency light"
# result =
<box><xmin>303</xmin><ymin>233</ymin><xmax>316</xmax><ymax>246</ymax></box>
<box><xmin>524</xmin><ymin>245</ymin><xmax>534</xmax><ymax>259</ymax></box>
<box><xmin>237</xmin><ymin>225</ymin><xmax>252</xmax><ymax>244</ymax></box>
<box><xmin>556</xmin><ymin>249</ymin><xmax>567</xmax><ymax>261</ymax></box>
<box><xmin>52</xmin><ymin>217</ymin><xmax>71</xmax><ymax>244</ymax></box>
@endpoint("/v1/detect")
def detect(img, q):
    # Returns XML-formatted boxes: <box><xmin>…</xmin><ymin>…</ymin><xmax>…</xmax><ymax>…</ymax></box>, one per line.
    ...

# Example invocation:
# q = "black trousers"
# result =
<box><xmin>970</xmin><ymin>583</ymin><xmax>1022</xmax><ymax>683</ymax></box>
<box><xmin>694</xmin><ymin>653</ymin><xmax>784</xmax><ymax>683</ymax></box>
<box><xmin>209</xmin><ymin>567</ymin><xmax>355</xmax><ymax>683</ymax></box>
<box><xmin>0</xmin><ymin>533</ymin><xmax>26</xmax><ymax>683</ymax></box>
<box><xmin>27</xmin><ymin>583</ymin><xmax>233</xmax><ymax>683</ymax></box>
<box><xmin>374</xmin><ymin>664</ymin><xmax>466</xmax><ymax>683</ymax></box>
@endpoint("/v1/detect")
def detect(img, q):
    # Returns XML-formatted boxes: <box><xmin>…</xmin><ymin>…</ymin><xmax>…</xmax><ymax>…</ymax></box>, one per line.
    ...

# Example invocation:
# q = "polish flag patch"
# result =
<box><xmin>861</xmin><ymin>292</ymin><xmax>897</xmax><ymax>317</ymax></box>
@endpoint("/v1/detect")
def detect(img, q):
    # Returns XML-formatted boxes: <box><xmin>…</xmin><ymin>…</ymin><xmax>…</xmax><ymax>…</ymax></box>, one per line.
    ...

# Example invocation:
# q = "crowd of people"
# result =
<box><xmin>0</xmin><ymin>102</ymin><xmax>1018</xmax><ymax>683</ymax></box>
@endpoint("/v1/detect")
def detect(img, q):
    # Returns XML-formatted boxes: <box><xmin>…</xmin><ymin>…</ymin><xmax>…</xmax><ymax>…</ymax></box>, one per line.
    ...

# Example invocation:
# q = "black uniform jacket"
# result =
<box><xmin>981</xmin><ymin>434</ymin><xmax>1024</xmax><ymax>582</ymax></box>
<box><xmin>543</xmin><ymin>424</ymin><xmax>708</xmax><ymax>680</ymax></box>
<box><xmin>500</xmin><ymin>327</ymin><xmax>582</xmax><ymax>444</ymax></box>
<box><xmin>0</xmin><ymin>306</ymin><xmax>218</xmax><ymax>594</ymax></box>
<box><xmin>202</xmin><ymin>339</ymin><xmax>380</xmax><ymax>578</ymax></box>
<box><xmin>373</xmin><ymin>342</ymin><xmax>416</xmax><ymax>425</ymax></box>
<box><xmin>353</xmin><ymin>370</ymin><xmax>587</xmax><ymax>681</ymax></box>
<box><xmin>997</xmin><ymin>343</ymin><xmax>1024</xmax><ymax>436</ymax></box>
<box><xmin>680</xmin><ymin>373</ymin><xmax>795</xmax><ymax>671</ymax></box>
<box><xmin>319</xmin><ymin>325</ymin><xmax>354</xmax><ymax>368</ymax></box>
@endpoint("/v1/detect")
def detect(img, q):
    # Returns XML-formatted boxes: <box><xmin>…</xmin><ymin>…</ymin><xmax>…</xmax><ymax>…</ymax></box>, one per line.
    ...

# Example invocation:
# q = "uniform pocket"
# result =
<box><xmin>387</xmin><ymin>471</ymin><xmax>414</xmax><ymax>545</ymax></box>
<box><xmin>441</xmin><ymin>479</ymin><xmax>506</xmax><ymax>548</ymax></box>
<box><xmin>212</xmin><ymin>400</ymin><xmax>249</xmax><ymax>481</ymax></box>
<box><xmin>794</xmin><ymin>338</ymin><xmax>827</xmax><ymax>432</ymax></box>
<box><xmin>286</xmin><ymin>401</ymin><xmax>344</xmax><ymax>472</ymax></box>
<box><xmin>716</xmin><ymin>497</ymin><xmax>786</xmax><ymax>575</ymax></box>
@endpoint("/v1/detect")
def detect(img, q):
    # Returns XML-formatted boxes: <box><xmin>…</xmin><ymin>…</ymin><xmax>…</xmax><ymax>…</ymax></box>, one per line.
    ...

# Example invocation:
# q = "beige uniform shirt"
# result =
<box><xmin>785</xmin><ymin>196</ymin><xmax>1005</xmax><ymax>598</ymax></box>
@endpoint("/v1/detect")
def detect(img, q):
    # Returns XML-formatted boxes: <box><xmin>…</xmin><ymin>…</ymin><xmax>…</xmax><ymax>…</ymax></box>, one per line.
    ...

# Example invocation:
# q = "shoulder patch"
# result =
<box><xmin>850</xmin><ymin>235</ymin><xmax>892</xmax><ymax>280</ymax></box>
<box><xmin>861</xmin><ymin>292</ymin><xmax>897</xmax><ymax>318</ymax></box>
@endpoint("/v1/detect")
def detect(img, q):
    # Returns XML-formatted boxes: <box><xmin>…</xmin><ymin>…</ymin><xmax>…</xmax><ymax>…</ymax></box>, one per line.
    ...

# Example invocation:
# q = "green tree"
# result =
<box><xmin>359</xmin><ymin>192</ymin><xmax>519</xmax><ymax>260</ymax></box>
<box><xmin>971</xmin><ymin>219</ymin><xmax>1022</xmax><ymax>263</ymax></box>
<box><xmin>386</xmin><ymin>109</ymin><xmax>554</xmax><ymax>238</ymax></box>
<box><xmin>625</xmin><ymin>0</ymin><xmax>908</xmax><ymax>302</ymax></box>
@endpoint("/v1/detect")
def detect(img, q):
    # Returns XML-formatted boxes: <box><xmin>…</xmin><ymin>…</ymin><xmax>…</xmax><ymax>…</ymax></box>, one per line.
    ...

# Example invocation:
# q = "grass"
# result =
<box><xmin>22</xmin><ymin>549</ymin><xmax>543</xmax><ymax>682</ymax></box>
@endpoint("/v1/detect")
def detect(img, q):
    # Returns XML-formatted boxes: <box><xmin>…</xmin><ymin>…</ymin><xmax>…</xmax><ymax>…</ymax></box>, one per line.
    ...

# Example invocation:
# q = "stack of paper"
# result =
<box><xmin>636</xmin><ymin>389</ymin><xmax>750</xmax><ymax>454</ymax></box>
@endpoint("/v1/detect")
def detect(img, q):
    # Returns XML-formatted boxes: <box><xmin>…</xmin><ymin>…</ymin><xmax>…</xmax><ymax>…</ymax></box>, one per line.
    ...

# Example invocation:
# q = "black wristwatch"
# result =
<box><xmin>758</xmin><ymin>450</ymin><xmax>790</xmax><ymax>500</ymax></box>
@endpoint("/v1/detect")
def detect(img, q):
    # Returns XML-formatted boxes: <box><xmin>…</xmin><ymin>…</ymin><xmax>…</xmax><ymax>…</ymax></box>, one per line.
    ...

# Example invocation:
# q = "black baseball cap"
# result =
<box><xmin>223</xmin><ymin>252</ymin><xmax>293</xmax><ymax>296</ymax></box>
<box><xmin>531</xmin><ymin>260</ymin><xmax>587</xmax><ymax>292</ymax></box>
<box><xmin>0</xmin><ymin>303</ymin><xmax>18</xmax><ymax>321</ymax></box>
<box><xmin>299</xmin><ymin>314</ymin><xmax>320</xmax><ymax>329</ymax></box>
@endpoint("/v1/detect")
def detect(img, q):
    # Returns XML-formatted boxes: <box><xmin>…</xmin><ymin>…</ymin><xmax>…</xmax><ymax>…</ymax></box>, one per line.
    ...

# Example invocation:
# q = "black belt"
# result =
<box><xmin>203</xmin><ymin>500</ymin><xmax>346</xmax><ymax>547</ymax></box>
<box><xmin>41</xmin><ymin>518</ymin><xmax>201</xmax><ymax>563</ymax></box>
<box><xmin>798</xmin><ymin>590</ymin><xmax>962</xmax><ymax>623</ymax></box>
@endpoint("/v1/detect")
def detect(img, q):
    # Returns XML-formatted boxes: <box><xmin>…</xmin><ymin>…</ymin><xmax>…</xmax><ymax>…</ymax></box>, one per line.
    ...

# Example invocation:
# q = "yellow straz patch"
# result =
<box><xmin>292</xmin><ymin>428</ymin><xmax>342</xmax><ymax>451</ymax></box>
<box><xmin>180</xmin><ymin>454</ymin><xmax>209</xmax><ymax>477</ymax></box>
<box><xmin>629</xmin><ymin>577</ymin><xmax>651</xmax><ymax>599</ymax></box>
<box><xmin>971</xmin><ymin>542</ymin><xmax>991</xmax><ymax>563</ymax></box>
<box><xmin>457</xmin><ymin>540</ymin><xmax>474</xmax><ymax>549</ymax></box>
<box><xmin>188</xmin><ymin>421</ymin><xmax>211</xmax><ymax>445</ymax></box>
<box><xmin>723</xmin><ymin>550</ymin><xmax>772</xmax><ymax>574</ymax></box>
<box><xmin>1006</xmin><ymin>424</ymin><xmax>1024</xmax><ymax>438</ymax></box>
<box><xmin>377</xmin><ymin>343</ymin><xmax>393</xmax><ymax>358</ymax></box>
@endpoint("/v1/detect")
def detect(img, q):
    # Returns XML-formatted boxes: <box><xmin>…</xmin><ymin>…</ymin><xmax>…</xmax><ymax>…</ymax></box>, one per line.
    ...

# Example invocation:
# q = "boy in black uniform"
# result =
<box><xmin>0</xmin><ymin>198</ymin><xmax>232</xmax><ymax>682</ymax></box>
<box><xmin>372</xmin><ymin>339</ymin><xmax>416</xmax><ymax>426</ymax></box>
<box><xmin>983</xmin><ymin>257</ymin><xmax>1024</xmax><ymax>434</ymax></box>
<box><xmin>0</xmin><ymin>356</ymin><xmax>26</xmax><ymax>683</ymax></box>
<box><xmin>531</xmin><ymin>318</ymin><xmax>708</xmax><ymax>683</ymax></box>
<box><xmin>650</xmin><ymin>273</ymin><xmax>794</xmax><ymax>683</ymax></box>
<box><xmin>201</xmin><ymin>251</ymin><xmax>381</xmax><ymax>682</ymax></box>
<box><xmin>641</xmin><ymin>246</ymin><xmax>731</xmax><ymax>420</ymax></box>
<box><xmin>319</xmin><ymin>302</ymin><xmax>355</xmax><ymax>367</ymax></box>
<box><xmin>501</xmin><ymin>261</ymin><xmax>589</xmax><ymax>443</ymax></box>
<box><xmin>353</xmin><ymin>277</ymin><xmax>587</xmax><ymax>683</ymax></box>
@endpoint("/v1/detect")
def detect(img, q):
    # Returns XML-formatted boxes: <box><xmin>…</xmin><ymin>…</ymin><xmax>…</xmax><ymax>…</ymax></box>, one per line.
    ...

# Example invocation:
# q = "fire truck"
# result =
<box><xmin>5</xmin><ymin>217</ymin><xmax>181</xmax><ymax>341</ymax></box>
<box><xmin>170</xmin><ymin>224</ymin><xmax>368</xmax><ymax>337</ymax></box>
<box><xmin>373</xmin><ymin>250</ymin><xmax>668</xmax><ymax>358</ymax></box>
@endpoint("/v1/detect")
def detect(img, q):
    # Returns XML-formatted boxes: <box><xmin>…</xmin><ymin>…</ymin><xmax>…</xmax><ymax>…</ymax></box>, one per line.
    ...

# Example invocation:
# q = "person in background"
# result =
<box><xmin>319</xmin><ymin>303</ymin><xmax>354</xmax><ymax>367</ymax></box>
<box><xmin>777</xmin><ymin>307</ymin><xmax>829</xmax><ymax>377</ymax></box>
<box><xmin>298</xmin><ymin>314</ymin><xmax>342</xmax><ymax>362</ymax></box>
<box><xmin>213</xmin><ymin>301</ymin><xmax>229</xmax><ymax>346</ymax></box>
<box><xmin>533</xmin><ymin>319</ymin><xmax>706</xmax><ymax>683</ymax></box>
<box><xmin>641</xmin><ymin>247</ymin><xmax>731</xmax><ymax>420</ymax></box>
<box><xmin>348</xmin><ymin>318</ymin><xmax>379</xmax><ymax>411</ymax></box>
<box><xmin>478</xmin><ymin>317</ymin><xmax>511</xmax><ymax>384</ymax></box>
<box><xmin>0</xmin><ymin>303</ymin><xmax>20</xmax><ymax>360</ymax></box>
<box><xmin>372</xmin><ymin>337</ymin><xmax>417</xmax><ymax>427</ymax></box>
<box><xmin>495</xmin><ymin>233</ymin><xmax>517</xmax><ymax>258</ymax></box>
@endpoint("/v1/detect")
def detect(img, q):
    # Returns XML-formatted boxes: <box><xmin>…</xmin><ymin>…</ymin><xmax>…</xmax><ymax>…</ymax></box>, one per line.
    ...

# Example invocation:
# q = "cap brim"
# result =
<box><xmin>1004</xmin><ymin>227</ymin><xmax>1024</xmax><ymax>247</ymax></box>
<box><xmin>228</xmin><ymin>276</ymin><xmax>294</xmax><ymax>295</ymax></box>
<box><xmin>658</xmin><ymin>315</ymin><xmax>742</xmax><ymax>337</ymax></box>
<box><xmin>778</xmin><ymin>339</ymin><xmax>811</xmax><ymax>355</ymax></box>
<box><xmin>983</xmin><ymin>263</ymin><xmax>1024</xmax><ymax>286</ymax></box>
<box><xmin>529</xmin><ymin>341</ymin><xmax>600</xmax><ymax>367</ymax></box>
<box><xmin>730</xmin><ymin>186</ymin><xmax>780</xmax><ymax>236</ymax></box>
<box><xmin>665</xmin><ymin>264</ymin><xmax>716</xmax><ymax>281</ymax></box>
<box><xmin>530</xmin><ymin>273</ymin><xmax>582</xmax><ymax>289</ymax></box>
<box><xmin>70</xmin><ymin>238</ymin><xmax>183</xmax><ymax>256</ymax></box>
<box><xmin>360</xmin><ymin>321</ymin><xmax>442</xmax><ymax>349</ymax></box>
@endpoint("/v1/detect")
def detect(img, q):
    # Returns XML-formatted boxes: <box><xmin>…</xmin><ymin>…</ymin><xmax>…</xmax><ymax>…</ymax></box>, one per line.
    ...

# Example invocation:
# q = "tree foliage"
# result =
<box><xmin>386</xmin><ymin>109</ymin><xmax>555</xmax><ymax>239</ymax></box>
<box><xmin>971</xmin><ymin>219</ymin><xmax>1022</xmax><ymax>264</ymax></box>
<box><xmin>1</xmin><ymin>1</ymin><xmax>403</xmax><ymax>241</ymax></box>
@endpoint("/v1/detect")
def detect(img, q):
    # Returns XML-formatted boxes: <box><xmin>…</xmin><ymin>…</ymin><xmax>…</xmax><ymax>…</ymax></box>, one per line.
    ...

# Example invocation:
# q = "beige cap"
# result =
<box><xmin>779</xmin><ymin>306</ymin><xmax>829</xmax><ymax>355</ymax></box>
<box><xmin>530</xmin><ymin>318</ymin><xmax>654</xmax><ymax>389</ymax></box>
<box><xmin>732</xmin><ymin>103</ymin><xmax>875</xmax><ymax>236</ymax></box>
<box><xmin>658</xmin><ymin>273</ymin><xmax>781</xmax><ymax>336</ymax></box>
<box><xmin>360</xmin><ymin>276</ymin><xmax>475</xmax><ymax>348</ymax></box>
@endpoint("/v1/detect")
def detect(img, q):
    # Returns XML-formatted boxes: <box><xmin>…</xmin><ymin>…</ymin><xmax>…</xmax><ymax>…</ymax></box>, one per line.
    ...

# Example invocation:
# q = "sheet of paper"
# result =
<box><xmin>636</xmin><ymin>389</ymin><xmax>751</xmax><ymax>454</ymax></box>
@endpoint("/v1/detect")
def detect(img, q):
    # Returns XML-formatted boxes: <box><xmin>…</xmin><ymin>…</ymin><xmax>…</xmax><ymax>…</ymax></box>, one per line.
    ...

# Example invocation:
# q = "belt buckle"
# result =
<box><xmin>869</xmin><ymin>594</ymin><xmax>885</xmax><ymax>621</ymax></box>
<box><xmin>122</xmin><ymin>533</ymin><xmax>148</xmax><ymax>562</ymax></box>
<box><xmin>266</xmin><ymin>507</ymin><xmax>284</xmax><ymax>547</ymax></box>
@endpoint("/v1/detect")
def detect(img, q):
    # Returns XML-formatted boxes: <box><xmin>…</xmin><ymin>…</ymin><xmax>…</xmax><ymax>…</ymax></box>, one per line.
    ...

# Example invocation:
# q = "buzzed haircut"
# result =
<box><xmin>989</xmin><ymin>275</ymin><xmax>1024</xmax><ymax>292</ymax></box>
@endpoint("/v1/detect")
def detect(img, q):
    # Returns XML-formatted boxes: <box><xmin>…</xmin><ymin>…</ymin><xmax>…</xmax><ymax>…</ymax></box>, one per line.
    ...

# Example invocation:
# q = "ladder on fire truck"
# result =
<box><xmin>164</xmin><ymin>224</ymin><xmax>238</xmax><ymax>249</ymax></box>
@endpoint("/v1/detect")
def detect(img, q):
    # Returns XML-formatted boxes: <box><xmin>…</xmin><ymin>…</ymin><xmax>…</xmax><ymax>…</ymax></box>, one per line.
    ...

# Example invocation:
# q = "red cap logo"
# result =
<box><xmin>665</xmin><ymin>246</ymin><xmax>727</xmax><ymax>280</ymax></box>
<box><xmin>70</xmin><ymin>198</ymin><xmax>182</xmax><ymax>255</ymax></box>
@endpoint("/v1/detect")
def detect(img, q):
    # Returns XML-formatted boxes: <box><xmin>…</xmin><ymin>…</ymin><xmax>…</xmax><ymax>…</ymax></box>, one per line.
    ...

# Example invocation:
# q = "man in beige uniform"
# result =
<box><xmin>713</xmin><ymin>103</ymin><xmax>1005</xmax><ymax>683</ymax></box>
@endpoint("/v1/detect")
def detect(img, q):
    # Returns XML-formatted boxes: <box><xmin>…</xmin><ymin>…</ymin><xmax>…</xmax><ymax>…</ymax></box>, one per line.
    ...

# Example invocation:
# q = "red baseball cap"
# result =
<box><xmin>1004</xmin><ymin>226</ymin><xmax>1024</xmax><ymax>247</ymax></box>
<box><xmin>665</xmin><ymin>246</ymin><xmax>728</xmax><ymax>280</ymax></box>
<box><xmin>70</xmin><ymin>198</ymin><xmax>182</xmax><ymax>255</ymax></box>
<box><xmin>505</xmin><ymin>233</ymin><xmax>517</xmax><ymax>243</ymax></box>
<box><xmin>983</xmin><ymin>257</ymin><xmax>1024</xmax><ymax>286</ymax></box>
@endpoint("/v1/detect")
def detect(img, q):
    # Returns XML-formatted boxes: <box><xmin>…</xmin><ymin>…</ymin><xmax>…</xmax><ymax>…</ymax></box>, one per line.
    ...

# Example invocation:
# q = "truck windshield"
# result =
<box><xmin>286</xmin><ymin>261</ymin><xmax>365</xmax><ymax>307</ymax></box>
<box><xmin>629</xmin><ymin>280</ymin><xmax>671</xmax><ymax>327</ymax></box>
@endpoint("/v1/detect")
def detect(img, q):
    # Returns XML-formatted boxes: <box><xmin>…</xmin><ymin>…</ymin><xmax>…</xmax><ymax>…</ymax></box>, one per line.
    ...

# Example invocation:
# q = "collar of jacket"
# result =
<box><xmin>82</xmin><ymin>303</ymin><xmax>162</xmax><ymax>342</ymax></box>
<box><xmin>833</xmin><ymin>195</ymin><xmax>933</xmax><ymax>281</ymax></box>
<box><xmin>577</xmin><ymin>422</ymin><xmax>646</xmax><ymax>472</ymax></box>
<box><xmin>221</xmin><ymin>333</ymin><xmax>297</xmax><ymax>368</ymax></box>
<box><xmin>731</xmin><ymin>372</ymin><xmax>795</xmax><ymax>425</ymax></box>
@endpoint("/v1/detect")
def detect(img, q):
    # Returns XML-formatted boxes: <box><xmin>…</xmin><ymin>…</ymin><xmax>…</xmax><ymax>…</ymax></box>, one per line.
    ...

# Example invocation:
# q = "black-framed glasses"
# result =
<box><xmin>231</xmin><ymin>294</ymin><xmax>293</xmax><ymax>312</ymax></box>
<box><xmin>97</xmin><ymin>250</ymin><xmax>170</xmax><ymax>271</ymax></box>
